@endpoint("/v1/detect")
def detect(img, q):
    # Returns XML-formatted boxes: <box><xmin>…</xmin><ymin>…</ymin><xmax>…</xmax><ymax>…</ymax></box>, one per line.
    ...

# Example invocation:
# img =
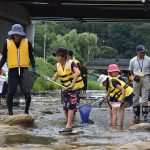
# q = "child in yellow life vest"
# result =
<box><xmin>98</xmin><ymin>74</ymin><xmax>133</xmax><ymax>128</ymax></box>
<box><xmin>51</xmin><ymin>48</ymin><xmax>84</xmax><ymax>133</ymax></box>
<box><xmin>107</xmin><ymin>64</ymin><xmax>127</xmax><ymax>126</ymax></box>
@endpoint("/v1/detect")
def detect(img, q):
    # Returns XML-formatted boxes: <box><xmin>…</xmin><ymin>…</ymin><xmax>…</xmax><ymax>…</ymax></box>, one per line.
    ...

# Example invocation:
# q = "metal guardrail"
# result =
<box><xmin>86</xmin><ymin>59</ymin><xmax>130</xmax><ymax>65</ymax></box>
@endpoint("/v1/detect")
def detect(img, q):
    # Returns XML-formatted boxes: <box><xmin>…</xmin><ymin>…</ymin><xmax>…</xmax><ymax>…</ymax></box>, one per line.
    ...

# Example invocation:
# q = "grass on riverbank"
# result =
<box><xmin>32</xmin><ymin>57</ymin><xmax>104</xmax><ymax>91</ymax></box>
<box><xmin>32</xmin><ymin>57</ymin><xmax>60</xmax><ymax>91</ymax></box>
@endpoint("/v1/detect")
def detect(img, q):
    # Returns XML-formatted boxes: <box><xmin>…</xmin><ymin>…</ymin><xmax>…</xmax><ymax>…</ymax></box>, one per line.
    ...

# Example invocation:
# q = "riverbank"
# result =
<box><xmin>0</xmin><ymin>91</ymin><xmax>150</xmax><ymax>150</ymax></box>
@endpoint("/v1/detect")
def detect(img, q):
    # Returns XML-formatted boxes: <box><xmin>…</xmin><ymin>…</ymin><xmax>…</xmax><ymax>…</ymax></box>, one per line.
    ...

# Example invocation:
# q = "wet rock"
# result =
<box><xmin>115</xmin><ymin>141</ymin><xmax>150</xmax><ymax>150</ymax></box>
<box><xmin>0</xmin><ymin>124</ymin><xmax>23</xmax><ymax>133</ymax></box>
<box><xmin>41</xmin><ymin>108</ymin><xmax>60</xmax><ymax>114</ymax></box>
<box><xmin>0</xmin><ymin>114</ymin><xmax>34</xmax><ymax>126</ymax></box>
<box><xmin>0</xmin><ymin>145</ymin><xmax>54</xmax><ymax>150</ymax></box>
<box><xmin>129</xmin><ymin>123</ymin><xmax>150</xmax><ymax>131</ymax></box>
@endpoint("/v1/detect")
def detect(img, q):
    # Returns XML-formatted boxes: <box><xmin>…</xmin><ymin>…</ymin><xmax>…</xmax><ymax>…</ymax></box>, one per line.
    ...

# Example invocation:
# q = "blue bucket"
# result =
<box><xmin>78</xmin><ymin>104</ymin><xmax>92</xmax><ymax>123</ymax></box>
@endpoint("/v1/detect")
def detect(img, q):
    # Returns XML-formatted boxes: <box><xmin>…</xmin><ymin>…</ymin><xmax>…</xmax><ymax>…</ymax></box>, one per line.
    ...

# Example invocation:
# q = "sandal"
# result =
<box><xmin>59</xmin><ymin>128</ymin><xmax>73</xmax><ymax>133</ymax></box>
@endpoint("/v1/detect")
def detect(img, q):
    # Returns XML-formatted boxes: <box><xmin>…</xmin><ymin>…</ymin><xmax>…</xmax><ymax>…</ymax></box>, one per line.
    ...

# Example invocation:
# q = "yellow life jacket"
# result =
<box><xmin>73</xmin><ymin>57</ymin><xmax>80</xmax><ymax>65</ymax></box>
<box><xmin>7</xmin><ymin>38</ymin><xmax>30</xmax><ymax>69</ymax></box>
<box><xmin>108</xmin><ymin>77</ymin><xmax>133</xmax><ymax>101</ymax></box>
<box><xmin>57</xmin><ymin>60</ymin><xmax>84</xmax><ymax>90</ymax></box>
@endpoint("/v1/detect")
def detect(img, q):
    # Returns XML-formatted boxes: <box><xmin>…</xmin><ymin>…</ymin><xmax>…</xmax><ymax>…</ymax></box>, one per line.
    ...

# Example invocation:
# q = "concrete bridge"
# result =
<box><xmin>86</xmin><ymin>59</ymin><xmax>130</xmax><ymax>70</ymax></box>
<box><xmin>0</xmin><ymin>0</ymin><xmax>150</xmax><ymax>50</ymax></box>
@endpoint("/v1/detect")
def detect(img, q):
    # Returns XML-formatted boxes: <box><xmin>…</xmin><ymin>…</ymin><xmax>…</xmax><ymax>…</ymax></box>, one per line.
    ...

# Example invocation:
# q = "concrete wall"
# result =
<box><xmin>0</xmin><ymin>2</ymin><xmax>35</xmax><ymax>51</ymax></box>
<box><xmin>0</xmin><ymin>18</ymin><xmax>13</xmax><ymax>50</ymax></box>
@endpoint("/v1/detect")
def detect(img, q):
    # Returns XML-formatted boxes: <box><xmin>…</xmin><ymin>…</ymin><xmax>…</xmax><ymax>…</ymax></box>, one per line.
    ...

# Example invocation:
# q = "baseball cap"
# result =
<box><xmin>136</xmin><ymin>45</ymin><xmax>147</xmax><ymax>52</ymax></box>
<box><xmin>53</xmin><ymin>47</ymin><xmax>67</xmax><ymax>57</ymax></box>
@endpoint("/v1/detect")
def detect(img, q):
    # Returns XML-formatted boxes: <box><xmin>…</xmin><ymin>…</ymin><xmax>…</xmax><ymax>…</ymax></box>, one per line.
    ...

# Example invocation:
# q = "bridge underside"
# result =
<box><xmin>9</xmin><ymin>0</ymin><xmax>150</xmax><ymax>21</ymax></box>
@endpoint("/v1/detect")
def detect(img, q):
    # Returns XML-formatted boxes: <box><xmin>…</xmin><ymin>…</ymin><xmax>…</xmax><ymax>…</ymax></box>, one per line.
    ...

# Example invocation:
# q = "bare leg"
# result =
<box><xmin>64</xmin><ymin>110</ymin><xmax>68</xmax><ymax>121</ymax></box>
<box><xmin>119</xmin><ymin>102</ymin><xmax>128</xmax><ymax>126</ymax></box>
<box><xmin>66</xmin><ymin>110</ymin><xmax>75</xmax><ymax>128</ymax></box>
<box><xmin>109</xmin><ymin>108</ymin><xmax>113</xmax><ymax>126</ymax></box>
<box><xmin>112</xmin><ymin>107</ymin><xmax>117</xmax><ymax>128</ymax></box>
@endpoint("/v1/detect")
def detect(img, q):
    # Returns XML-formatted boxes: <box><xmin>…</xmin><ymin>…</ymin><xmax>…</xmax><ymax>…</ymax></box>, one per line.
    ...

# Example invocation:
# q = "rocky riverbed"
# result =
<box><xmin>0</xmin><ymin>90</ymin><xmax>150</xmax><ymax>150</ymax></box>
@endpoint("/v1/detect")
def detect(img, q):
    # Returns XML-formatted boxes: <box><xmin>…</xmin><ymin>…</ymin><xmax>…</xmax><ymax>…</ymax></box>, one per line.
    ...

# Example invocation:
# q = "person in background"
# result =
<box><xmin>52</xmin><ymin>48</ymin><xmax>84</xmax><ymax>133</ymax></box>
<box><xmin>98</xmin><ymin>74</ymin><xmax>133</xmax><ymax>128</ymax></box>
<box><xmin>67</xmin><ymin>50</ymin><xmax>83</xmax><ymax>104</ymax></box>
<box><xmin>80</xmin><ymin>62</ymin><xmax>87</xmax><ymax>94</ymax></box>
<box><xmin>129</xmin><ymin>45</ymin><xmax>150</xmax><ymax>122</ymax></box>
<box><xmin>0</xmin><ymin>24</ymin><xmax>36</xmax><ymax>115</ymax></box>
<box><xmin>0</xmin><ymin>53</ymin><xmax>8</xmax><ymax>104</ymax></box>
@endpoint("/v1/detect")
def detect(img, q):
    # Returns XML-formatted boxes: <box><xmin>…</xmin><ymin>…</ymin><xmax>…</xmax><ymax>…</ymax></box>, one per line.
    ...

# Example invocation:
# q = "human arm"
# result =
<box><xmin>51</xmin><ymin>72</ymin><xmax>58</xmax><ymax>82</ymax></box>
<box><xmin>67</xmin><ymin>62</ymin><xmax>80</xmax><ymax>89</ymax></box>
<box><xmin>28</xmin><ymin>41</ymin><xmax>36</xmax><ymax>72</ymax></box>
<box><xmin>71</xmin><ymin>66</ymin><xmax>80</xmax><ymax>86</ymax></box>
<box><xmin>129</xmin><ymin>59</ymin><xmax>134</xmax><ymax>76</ymax></box>
<box><xmin>104</xmin><ymin>91</ymin><xmax>110</xmax><ymax>101</ymax></box>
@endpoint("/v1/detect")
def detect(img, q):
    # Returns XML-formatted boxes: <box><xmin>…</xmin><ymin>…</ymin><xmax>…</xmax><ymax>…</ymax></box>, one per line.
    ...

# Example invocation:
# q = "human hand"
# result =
<box><xmin>66</xmin><ymin>83</ymin><xmax>74</xmax><ymax>90</ymax></box>
<box><xmin>103</xmin><ymin>96</ymin><xmax>109</xmax><ymax>101</ymax></box>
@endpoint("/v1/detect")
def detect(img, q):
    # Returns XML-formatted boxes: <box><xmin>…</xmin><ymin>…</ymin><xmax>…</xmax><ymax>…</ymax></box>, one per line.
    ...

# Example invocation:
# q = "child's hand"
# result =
<box><xmin>104</xmin><ymin>96</ymin><xmax>108</xmax><ymax>101</ymax></box>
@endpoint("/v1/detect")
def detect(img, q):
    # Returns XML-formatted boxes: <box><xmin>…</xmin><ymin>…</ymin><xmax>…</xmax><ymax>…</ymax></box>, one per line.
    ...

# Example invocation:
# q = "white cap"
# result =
<box><xmin>98</xmin><ymin>74</ymin><xmax>108</xmax><ymax>85</ymax></box>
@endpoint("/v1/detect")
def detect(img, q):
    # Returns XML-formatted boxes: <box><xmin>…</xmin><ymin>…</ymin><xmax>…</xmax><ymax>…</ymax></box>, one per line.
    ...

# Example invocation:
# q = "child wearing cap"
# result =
<box><xmin>98</xmin><ymin>74</ymin><xmax>133</xmax><ymax>128</ymax></box>
<box><xmin>51</xmin><ymin>47</ymin><xmax>84</xmax><ymax>133</ymax></box>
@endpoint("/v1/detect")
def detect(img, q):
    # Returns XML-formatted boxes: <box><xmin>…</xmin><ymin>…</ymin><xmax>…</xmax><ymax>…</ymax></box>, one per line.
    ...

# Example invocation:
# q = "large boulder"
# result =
<box><xmin>0</xmin><ymin>114</ymin><xmax>34</xmax><ymax>126</ymax></box>
<box><xmin>129</xmin><ymin>123</ymin><xmax>150</xmax><ymax>131</ymax></box>
<box><xmin>0</xmin><ymin>124</ymin><xmax>22</xmax><ymax>133</ymax></box>
<box><xmin>116</xmin><ymin>141</ymin><xmax>150</xmax><ymax>150</ymax></box>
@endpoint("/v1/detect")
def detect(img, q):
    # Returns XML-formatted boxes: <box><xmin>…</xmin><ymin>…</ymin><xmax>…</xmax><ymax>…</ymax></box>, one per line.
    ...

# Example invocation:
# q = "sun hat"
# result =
<box><xmin>107</xmin><ymin>64</ymin><xmax>120</xmax><ymax>73</ymax></box>
<box><xmin>98</xmin><ymin>74</ymin><xmax>108</xmax><ymax>85</ymax></box>
<box><xmin>136</xmin><ymin>45</ymin><xmax>147</xmax><ymax>52</ymax></box>
<box><xmin>53</xmin><ymin>47</ymin><xmax>68</xmax><ymax>57</ymax></box>
<box><xmin>8</xmin><ymin>24</ymin><xmax>25</xmax><ymax>36</ymax></box>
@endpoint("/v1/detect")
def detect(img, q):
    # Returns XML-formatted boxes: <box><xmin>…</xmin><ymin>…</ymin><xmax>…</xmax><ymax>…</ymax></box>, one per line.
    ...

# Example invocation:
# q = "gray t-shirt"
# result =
<box><xmin>129</xmin><ymin>55</ymin><xmax>150</xmax><ymax>75</ymax></box>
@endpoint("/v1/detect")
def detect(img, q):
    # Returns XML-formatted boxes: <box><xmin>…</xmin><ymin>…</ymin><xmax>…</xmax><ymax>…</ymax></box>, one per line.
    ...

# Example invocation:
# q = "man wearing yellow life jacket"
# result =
<box><xmin>98</xmin><ymin>74</ymin><xmax>133</xmax><ymax>128</ymax></box>
<box><xmin>51</xmin><ymin>48</ymin><xmax>84</xmax><ymax>133</ymax></box>
<box><xmin>0</xmin><ymin>24</ymin><xmax>36</xmax><ymax>115</ymax></box>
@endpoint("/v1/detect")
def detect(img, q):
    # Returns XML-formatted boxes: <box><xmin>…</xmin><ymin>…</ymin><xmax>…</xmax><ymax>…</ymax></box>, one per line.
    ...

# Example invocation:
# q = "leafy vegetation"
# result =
<box><xmin>34</xmin><ymin>21</ymin><xmax>150</xmax><ymax>60</ymax></box>
<box><xmin>32</xmin><ymin>57</ymin><xmax>60</xmax><ymax>91</ymax></box>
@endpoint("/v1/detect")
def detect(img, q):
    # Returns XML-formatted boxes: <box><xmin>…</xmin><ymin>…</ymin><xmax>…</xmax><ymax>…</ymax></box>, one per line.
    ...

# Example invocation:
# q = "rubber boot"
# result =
<box><xmin>7</xmin><ymin>94</ymin><xmax>14</xmax><ymax>115</ymax></box>
<box><xmin>133</xmin><ymin>105</ymin><xmax>140</xmax><ymax>123</ymax></box>
<box><xmin>24</xmin><ymin>93</ymin><xmax>31</xmax><ymax>114</ymax></box>
<box><xmin>142</xmin><ymin>106</ymin><xmax>148</xmax><ymax>122</ymax></box>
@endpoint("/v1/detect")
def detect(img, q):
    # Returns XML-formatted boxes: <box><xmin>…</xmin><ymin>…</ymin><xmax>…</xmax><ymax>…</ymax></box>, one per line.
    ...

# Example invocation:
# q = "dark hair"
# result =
<box><xmin>9</xmin><ymin>35</ymin><xmax>26</xmax><ymax>39</ymax></box>
<box><xmin>67</xmin><ymin>50</ymin><xmax>74</xmax><ymax>57</ymax></box>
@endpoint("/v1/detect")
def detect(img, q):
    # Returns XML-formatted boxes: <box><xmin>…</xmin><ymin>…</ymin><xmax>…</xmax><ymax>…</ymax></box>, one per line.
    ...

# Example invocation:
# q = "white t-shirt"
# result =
<box><xmin>129</xmin><ymin>55</ymin><xmax>150</xmax><ymax>75</ymax></box>
<box><xmin>0</xmin><ymin>55</ymin><xmax>8</xmax><ymax>93</ymax></box>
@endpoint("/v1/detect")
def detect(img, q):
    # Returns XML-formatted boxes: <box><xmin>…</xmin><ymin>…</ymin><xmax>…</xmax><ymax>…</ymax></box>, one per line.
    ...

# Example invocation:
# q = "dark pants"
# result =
<box><xmin>7</xmin><ymin>75</ymin><xmax>31</xmax><ymax>114</ymax></box>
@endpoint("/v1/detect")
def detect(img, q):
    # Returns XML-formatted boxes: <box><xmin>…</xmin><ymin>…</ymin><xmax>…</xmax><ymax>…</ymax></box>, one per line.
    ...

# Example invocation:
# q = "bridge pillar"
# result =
<box><xmin>0</xmin><ymin>1</ymin><xmax>30</xmax><ymax>51</ymax></box>
<box><xmin>26</xmin><ymin>21</ymin><xmax>35</xmax><ymax>46</ymax></box>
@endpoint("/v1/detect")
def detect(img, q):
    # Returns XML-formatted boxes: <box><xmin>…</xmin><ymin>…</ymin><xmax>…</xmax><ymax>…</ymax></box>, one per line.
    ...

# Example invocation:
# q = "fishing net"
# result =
<box><xmin>21</xmin><ymin>70</ymin><xmax>38</xmax><ymax>93</ymax></box>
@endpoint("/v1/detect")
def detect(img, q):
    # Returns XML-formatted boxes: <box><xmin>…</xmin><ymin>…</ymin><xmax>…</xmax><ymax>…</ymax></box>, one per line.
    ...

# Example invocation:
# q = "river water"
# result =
<box><xmin>0</xmin><ymin>90</ymin><xmax>150</xmax><ymax>150</ymax></box>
